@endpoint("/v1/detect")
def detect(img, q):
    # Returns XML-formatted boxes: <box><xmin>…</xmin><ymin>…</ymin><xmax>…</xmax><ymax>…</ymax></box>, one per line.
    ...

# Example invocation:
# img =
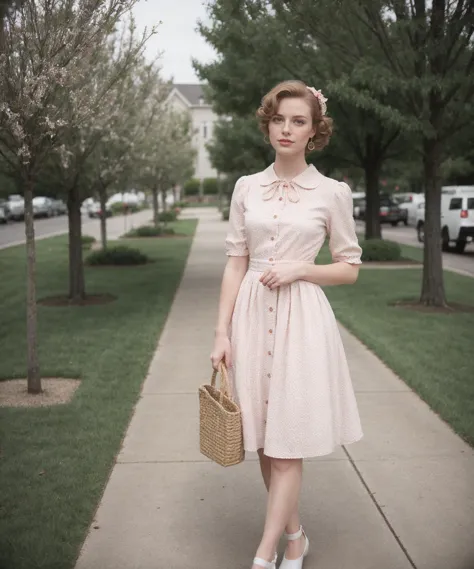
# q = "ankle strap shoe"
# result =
<box><xmin>279</xmin><ymin>525</ymin><xmax>309</xmax><ymax>569</ymax></box>
<box><xmin>253</xmin><ymin>551</ymin><xmax>278</xmax><ymax>568</ymax></box>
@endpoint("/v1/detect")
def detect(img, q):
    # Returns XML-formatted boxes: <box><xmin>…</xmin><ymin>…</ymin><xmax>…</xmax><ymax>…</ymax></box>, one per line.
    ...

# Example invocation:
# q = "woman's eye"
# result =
<box><xmin>272</xmin><ymin>116</ymin><xmax>283</xmax><ymax>123</ymax></box>
<box><xmin>295</xmin><ymin>120</ymin><xmax>305</xmax><ymax>125</ymax></box>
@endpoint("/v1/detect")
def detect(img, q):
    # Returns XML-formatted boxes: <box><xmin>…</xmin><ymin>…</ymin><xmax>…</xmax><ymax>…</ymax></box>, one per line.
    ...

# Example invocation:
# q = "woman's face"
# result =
<box><xmin>268</xmin><ymin>97</ymin><xmax>316</xmax><ymax>157</ymax></box>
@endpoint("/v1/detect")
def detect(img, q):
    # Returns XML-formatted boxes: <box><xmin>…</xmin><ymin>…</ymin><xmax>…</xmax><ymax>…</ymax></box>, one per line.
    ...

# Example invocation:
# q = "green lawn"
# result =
<box><xmin>0</xmin><ymin>219</ymin><xmax>198</xmax><ymax>569</ymax></box>
<box><xmin>318</xmin><ymin>243</ymin><xmax>474</xmax><ymax>447</ymax></box>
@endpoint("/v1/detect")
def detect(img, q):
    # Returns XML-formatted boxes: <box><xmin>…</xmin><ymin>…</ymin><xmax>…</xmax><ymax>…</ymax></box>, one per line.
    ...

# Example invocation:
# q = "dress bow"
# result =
<box><xmin>261</xmin><ymin>180</ymin><xmax>301</xmax><ymax>203</ymax></box>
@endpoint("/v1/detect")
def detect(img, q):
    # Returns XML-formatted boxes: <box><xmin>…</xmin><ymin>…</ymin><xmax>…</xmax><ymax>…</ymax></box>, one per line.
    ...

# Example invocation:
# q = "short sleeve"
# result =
<box><xmin>225</xmin><ymin>176</ymin><xmax>249</xmax><ymax>257</ymax></box>
<box><xmin>328</xmin><ymin>182</ymin><xmax>362</xmax><ymax>265</ymax></box>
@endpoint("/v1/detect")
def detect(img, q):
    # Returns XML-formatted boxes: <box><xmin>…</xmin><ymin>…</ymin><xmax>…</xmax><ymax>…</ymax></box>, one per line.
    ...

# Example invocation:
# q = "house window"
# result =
<box><xmin>202</xmin><ymin>122</ymin><xmax>208</xmax><ymax>139</ymax></box>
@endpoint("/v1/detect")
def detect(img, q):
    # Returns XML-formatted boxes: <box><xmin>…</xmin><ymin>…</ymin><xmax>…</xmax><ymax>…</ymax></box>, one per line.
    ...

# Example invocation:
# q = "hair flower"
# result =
<box><xmin>306</xmin><ymin>86</ymin><xmax>328</xmax><ymax>116</ymax></box>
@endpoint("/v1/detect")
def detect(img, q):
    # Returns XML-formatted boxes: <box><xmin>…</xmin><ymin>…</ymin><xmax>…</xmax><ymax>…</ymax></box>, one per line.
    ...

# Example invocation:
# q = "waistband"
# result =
<box><xmin>248</xmin><ymin>258</ymin><xmax>312</xmax><ymax>272</ymax></box>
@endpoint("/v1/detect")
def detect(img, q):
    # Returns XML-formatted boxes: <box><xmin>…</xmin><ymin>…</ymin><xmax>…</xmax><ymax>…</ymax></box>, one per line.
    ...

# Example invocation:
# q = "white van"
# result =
<box><xmin>396</xmin><ymin>193</ymin><xmax>425</xmax><ymax>226</ymax></box>
<box><xmin>416</xmin><ymin>186</ymin><xmax>474</xmax><ymax>253</ymax></box>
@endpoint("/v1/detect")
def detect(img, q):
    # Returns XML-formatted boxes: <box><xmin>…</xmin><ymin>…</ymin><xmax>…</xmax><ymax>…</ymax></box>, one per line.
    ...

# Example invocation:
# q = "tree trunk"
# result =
<box><xmin>419</xmin><ymin>0</ymin><xmax>447</xmax><ymax>307</ymax></box>
<box><xmin>23</xmin><ymin>175</ymin><xmax>41</xmax><ymax>394</ymax></box>
<box><xmin>99</xmin><ymin>186</ymin><xmax>107</xmax><ymax>250</ymax></box>
<box><xmin>152</xmin><ymin>185</ymin><xmax>159</xmax><ymax>228</ymax></box>
<box><xmin>67</xmin><ymin>185</ymin><xmax>85</xmax><ymax>302</ymax></box>
<box><xmin>420</xmin><ymin>136</ymin><xmax>447</xmax><ymax>306</ymax></box>
<box><xmin>161</xmin><ymin>187</ymin><xmax>168</xmax><ymax>230</ymax></box>
<box><xmin>364</xmin><ymin>163</ymin><xmax>382</xmax><ymax>240</ymax></box>
<box><xmin>217</xmin><ymin>174</ymin><xmax>223</xmax><ymax>211</ymax></box>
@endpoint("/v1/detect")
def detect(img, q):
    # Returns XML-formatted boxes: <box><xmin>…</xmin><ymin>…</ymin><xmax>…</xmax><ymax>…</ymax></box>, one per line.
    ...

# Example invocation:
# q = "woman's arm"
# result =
<box><xmin>214</xmin><ymin>256</ymin><xmax>248</xmax><ymax>336</ymax></box>
<box><xmin>211</xmin><ymin>176</ymin><xmax>249</xmax><ymax>369</ymax></box>
<box><xmin>298</xmin><ymin>261</ymin><xmax>359</xmax><ymax>286</ymax></box>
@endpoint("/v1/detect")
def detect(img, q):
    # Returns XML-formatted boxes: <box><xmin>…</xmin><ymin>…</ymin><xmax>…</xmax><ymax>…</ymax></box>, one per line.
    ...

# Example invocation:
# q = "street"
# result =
<box><xmin>0</xmin><ymin>210</ymin><xmax>153</xmax><ymax>250</ymax></box>
<box><xmin>357</xmin><ymin>221</ymin><xmax>474</xmax><ymax>278</ymax></box>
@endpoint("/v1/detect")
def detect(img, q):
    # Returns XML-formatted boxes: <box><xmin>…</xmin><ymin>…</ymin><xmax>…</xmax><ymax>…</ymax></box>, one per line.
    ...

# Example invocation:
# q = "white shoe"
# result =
<box><xmin>253</xmin><ymin>551</ymin><xmax>278</xmax><ymax>568</ymax></box>
<box><xmin>278</xmin><ymin>525</ymin><xmax>309</xmax><ymax>569</ymax></box>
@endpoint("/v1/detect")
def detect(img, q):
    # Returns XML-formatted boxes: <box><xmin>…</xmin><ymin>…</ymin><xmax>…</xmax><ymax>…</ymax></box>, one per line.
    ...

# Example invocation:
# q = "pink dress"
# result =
<box><xmin>225</xmin><ymin>163</ymin><xmax>363</xmax><ymax>459</ymax></box>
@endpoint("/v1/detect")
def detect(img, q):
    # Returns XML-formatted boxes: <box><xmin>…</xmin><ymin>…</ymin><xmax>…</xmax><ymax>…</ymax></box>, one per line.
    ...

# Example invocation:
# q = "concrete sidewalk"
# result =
<box><xmin>74</xmin><ymin>209</ymin><xmax>474</xmax><ymax>569</ymax></box>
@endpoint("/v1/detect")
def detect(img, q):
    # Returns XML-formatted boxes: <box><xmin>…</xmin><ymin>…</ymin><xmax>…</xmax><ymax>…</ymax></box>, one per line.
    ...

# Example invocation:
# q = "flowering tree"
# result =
<box><xmin>0</xmin><ymin>0</ymin><xmax>145</xmax><ymax>393</ymax></box>
<box><xmin>48</xmin><ymin>16</ymin><xmax>156</xmax><ymax>281</ymax></box>
<box><xmin>86</xmin><ymin>54</ymin><xmax>169</xmax><ymax>248</ymax></box>
<box><xmin>134</xmin><ymin>105</ymin><xmax>195</xmax><ymax>227</ymax></box>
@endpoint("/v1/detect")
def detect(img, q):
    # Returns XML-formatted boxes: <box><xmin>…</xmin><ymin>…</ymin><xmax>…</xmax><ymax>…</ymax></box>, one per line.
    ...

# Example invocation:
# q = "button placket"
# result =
<box><xmin>264</xmin><ymin>186</ymin><xmax>285</xmax><ymax>430</ymax></box>
<box><xmin>264</xmin><ymin>290</ymin><xmax>276</xmax><ymax>428</ymax></box>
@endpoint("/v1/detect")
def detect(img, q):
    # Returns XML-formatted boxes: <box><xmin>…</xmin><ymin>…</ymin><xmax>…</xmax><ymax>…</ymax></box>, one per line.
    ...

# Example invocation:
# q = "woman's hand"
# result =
<box><xmin>259</xmin><ymin>262</ymin><xmax>304</xmax><ymax>290</ymax></box>
<box><xmin>210</xmin><ymin>333</ymin><xmax>232</xmax><ymax>370</ymax></box>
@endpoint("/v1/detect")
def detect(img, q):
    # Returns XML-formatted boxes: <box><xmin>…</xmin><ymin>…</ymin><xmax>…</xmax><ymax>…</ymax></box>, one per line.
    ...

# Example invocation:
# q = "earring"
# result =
<box><xmin>307</xmin><ymin>139</ymin><xmax>315</xmax><ymax>151</ymax></box>
<box><xmin>264</xmin><ymin>135</ymin><xmax>270</xmax><ymax>144</ymax></box>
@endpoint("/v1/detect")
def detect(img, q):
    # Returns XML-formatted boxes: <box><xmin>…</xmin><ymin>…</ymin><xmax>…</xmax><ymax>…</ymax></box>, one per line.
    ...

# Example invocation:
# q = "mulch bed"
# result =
<box><xmin>0</xmin><ymin>377</ymin><xmax>81</xmax><ymax>407</ymax></box>
<box><xmin>38</xmin><ymin>293</ymin><xmax>117</xmax><ymax>306</ymax></box>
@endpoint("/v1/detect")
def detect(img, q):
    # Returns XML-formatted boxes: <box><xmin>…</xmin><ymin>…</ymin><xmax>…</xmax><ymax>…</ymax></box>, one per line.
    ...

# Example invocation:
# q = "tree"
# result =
<box><xmin>56</xmin><ymin>20</ymin><xmax>159</xmax><ymax>255</ymax></box>
<box><xmin>0</xmin><ymin>0</ymin><xmax>145</xmax><ymax>393</ymax></box>
<box><xmin>134</xmin><ymin>105</ymin><xmax>195</xmax><ymax>228</ymax></box>
<box><xmin>206</xmin><ymin>114</ymin><xmax>273</xmax><ymax>179</ymax></box>
<box><xmin>308</xmin><ymin>0</ymin><xmax>474</xmax><ymax>306</ymax></box>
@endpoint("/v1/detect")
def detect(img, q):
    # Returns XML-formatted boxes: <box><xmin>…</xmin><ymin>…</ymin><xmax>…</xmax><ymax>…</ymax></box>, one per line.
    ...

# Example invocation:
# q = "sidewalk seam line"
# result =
<box><xmin>342</xmin><ymin>446</ymin><xmax>418</xmax><ymax>569</ymax></box>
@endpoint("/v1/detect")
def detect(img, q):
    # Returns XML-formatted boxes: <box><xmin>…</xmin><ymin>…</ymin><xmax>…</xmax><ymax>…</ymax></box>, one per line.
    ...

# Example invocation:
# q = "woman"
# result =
<box><xmin>210</xmin><ymin>80</ymin><xmax>363</xmax><ymax>569</ymax></box>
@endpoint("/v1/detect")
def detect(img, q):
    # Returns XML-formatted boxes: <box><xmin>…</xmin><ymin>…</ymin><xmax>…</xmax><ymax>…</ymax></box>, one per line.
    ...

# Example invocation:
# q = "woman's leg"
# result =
<box><xmin>257</xmin><ymin>449</ymin><xmax>301</xmax><ymax>533</ymax></box>
<box><xmin>252</xmin><ymin>454</ymin><xmax>306</xmax><ymax>567</ymax></box>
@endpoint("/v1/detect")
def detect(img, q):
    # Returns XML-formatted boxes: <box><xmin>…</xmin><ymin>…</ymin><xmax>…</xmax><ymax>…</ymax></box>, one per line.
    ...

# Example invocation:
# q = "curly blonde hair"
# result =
<box><xmin>256</xmin><ymin>80</ymin><xmax>333</xmax><ymax>152</ymax></box>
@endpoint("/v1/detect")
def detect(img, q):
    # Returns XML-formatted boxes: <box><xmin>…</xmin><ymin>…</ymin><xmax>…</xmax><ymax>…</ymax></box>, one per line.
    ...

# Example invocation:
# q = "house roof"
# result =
<box><xmin>173</xmin><ymin>84</ymin><xmax>210</xmax><ymax>106</ymax></box>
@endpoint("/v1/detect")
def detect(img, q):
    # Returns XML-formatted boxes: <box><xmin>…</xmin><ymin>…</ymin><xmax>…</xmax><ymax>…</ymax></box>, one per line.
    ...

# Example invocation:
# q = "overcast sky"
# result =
<box><xmin>131</xmin><ymin>0</ymin><xmax>216</xmax><ymax>84</ymax></box>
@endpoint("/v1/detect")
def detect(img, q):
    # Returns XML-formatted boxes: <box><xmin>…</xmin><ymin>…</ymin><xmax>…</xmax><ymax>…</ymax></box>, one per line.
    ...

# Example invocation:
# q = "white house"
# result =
<box><xmin>166</xmin><ymin>84</ymin><xmax>218</xmax><ymax>182</ymax></box>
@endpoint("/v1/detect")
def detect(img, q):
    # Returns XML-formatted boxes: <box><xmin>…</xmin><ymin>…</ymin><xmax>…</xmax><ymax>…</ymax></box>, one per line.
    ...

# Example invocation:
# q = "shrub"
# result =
<box><xmin>125</xmin><ymin>225</ymin><xmax>175</xmax><ymax>237</ymax></box>
<box><xmin>159</xmin><ymin>210</ymin><xmax>178</xmax><ymax>222</ymax></box>
<box><xmin>222</xmin><ymin>207</ymin><xmax>230</xmax><ymax>221</ymax></box>
<box><xmin>175</xmin><ymin>200</ymin><xmax>190</xmax><ymax>208</ymax></box>
<box><xmin>86</xmin><ymin>245</ymin><xmax>149</xmax><ymax>266</ymax></box>
<box><xmin>81</xmin><ymin>235</ymin><xmax>96</xmax><ymax>247</ymax></box>
<box><xmin>203</xmin><ymin>177</ymin><xmax>218</xmax><ymax>195</ymax></box>
<box><xmin>183</xmin><ymin>178</ymin><xmax>200</xmax><ymax>196</ymax></box>
<box><xmin>360</xmin><ymin>239</ymin><xmax>401</xmax><ymax>262</ymax></box>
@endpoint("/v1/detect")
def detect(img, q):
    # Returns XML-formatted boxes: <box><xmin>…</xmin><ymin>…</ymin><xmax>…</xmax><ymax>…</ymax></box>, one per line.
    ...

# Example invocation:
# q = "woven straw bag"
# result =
<box><xmin>199</xmin><ymin>361</ymin><xmax>245</xmax><ymax>467</ymax></box>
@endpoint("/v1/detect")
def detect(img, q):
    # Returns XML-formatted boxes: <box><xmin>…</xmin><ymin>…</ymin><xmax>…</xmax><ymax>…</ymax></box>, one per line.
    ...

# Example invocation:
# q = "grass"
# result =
<box><xmin>317</xmin><ymin>243</ymin><xmax>474</xmax><ymax>447</ymax></box>
<box><xmin>0</xmin><ymin>218</ymin><xmax>198</xmax><ymax>569</ymax></box>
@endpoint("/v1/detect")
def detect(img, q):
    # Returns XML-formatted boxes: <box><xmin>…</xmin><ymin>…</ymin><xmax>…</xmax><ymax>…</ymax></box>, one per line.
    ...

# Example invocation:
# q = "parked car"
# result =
<box><xmin>379</xmin><ymin>196</ymin><xmax>408</xmax><ymax>226</ymax></box>
<box><xmin>51</xmin><ymin>199</ymin><xmax>67</xmax><ymax>216</ymax></box>
<box><xmin>396</xmin><ymin>193</ymin><xmax>425</xmax><ymax>226</ymax></box>
<box><xmin>8</xmin><ymin>195</ymin><xmax>24</xmax><ymax>220</ymax></box>
<box><xmin>357</xmin><ymin>195</ymin><xmax>407</xmax><ymax>226</ymax></box>
<box><xmin>416</xmin><ymin>186</ymin><xmax>474</xmax><ymax>253</ymax></box>
<box><xmin>32</xmin><ymin>196</ymin><xmax>54</xmax><ymax>218</ymax></box>
<box><xmin>0</xmin><ymin>200</ymin><xmax>12</xmax><ymax>223</ymax></box>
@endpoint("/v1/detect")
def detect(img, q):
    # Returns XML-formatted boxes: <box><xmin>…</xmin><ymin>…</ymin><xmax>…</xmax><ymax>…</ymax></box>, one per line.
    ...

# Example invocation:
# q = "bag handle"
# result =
<box><xmin>211</xmin><ymin>361</ymin><xmax>232</xmax><ymax>403</ymax></box>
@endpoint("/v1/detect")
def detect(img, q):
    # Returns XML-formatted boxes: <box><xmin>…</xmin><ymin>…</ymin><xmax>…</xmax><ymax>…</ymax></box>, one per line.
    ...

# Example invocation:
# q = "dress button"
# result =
<box><xmin>265</xmin><ymin>400</ymin><xmax>268</xmax><ymax>404</ymax></box>
<box><xmin>269</xmin><ymin>307</ymin><xmax>274</xmax><ymax>312</ymax></box>
<box><xmin>273</xmin><ymin>214</ymin><xmax>278</xmax><ymax>219</ymax></box>
<box><xmin>279</xmin><ymin>197</ymin><xmax>283</xmax><ymax>201</ymax></box>
<box><xmin>267</xmin><ymin>351</ymin><xmax>272</xmax><ymax>356</ymax></box>
<box><xmin>269</xmin><ymin>257</ymin><xmax>274</xmax><ymax>262</ymax></box>
<box><xmin>267</xmin><ymin>373</ymin><xmax>271</xmax><ymax>378</ymax></box>
<box><xmin>271</xmin><ymin>237</ymin><xmax>275</xmax><ymax>241</ymax></box>
<box><xmin>269</xmin><ymin>329</ymin><xmax>273</xmax><ymax>334</ymax></box>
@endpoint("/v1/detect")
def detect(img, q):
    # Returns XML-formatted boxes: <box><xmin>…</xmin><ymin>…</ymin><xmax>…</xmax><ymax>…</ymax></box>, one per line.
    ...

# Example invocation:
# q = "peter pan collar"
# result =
<box><xmin>258</xmin><ymin>163</ymin><xmax>322</xmax><ymax>202</ymax></box>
